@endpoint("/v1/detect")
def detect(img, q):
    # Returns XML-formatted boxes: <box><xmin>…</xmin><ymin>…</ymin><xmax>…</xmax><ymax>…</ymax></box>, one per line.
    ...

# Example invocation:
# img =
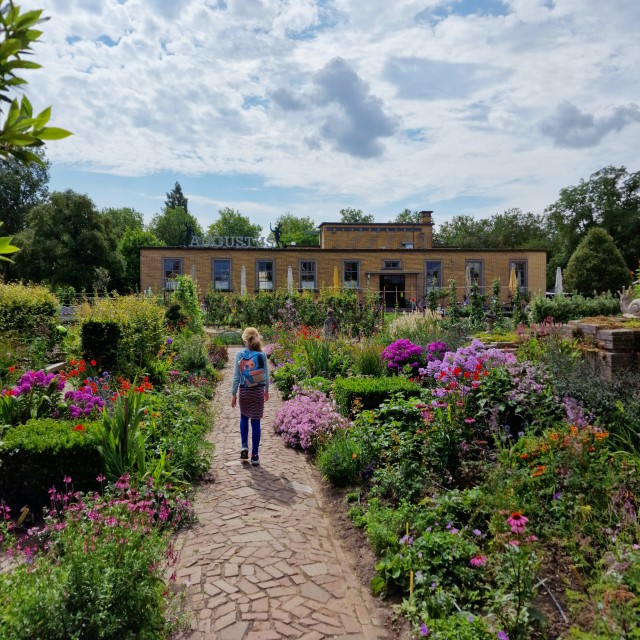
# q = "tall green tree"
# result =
<box><xmin>0</xmin><ymin>2</ymin><xmax>71</xmax><ymax>165</ymax></box>
<box><xmin>165</xmin><ymin>181</ymin><xmax>188</xmax><ymax>214</ymax></box>
<box><xmin>393</xmin><ymin>208</ymin><xmax>422</xmax><ymax>223</ymax></box>
<box><xmin>545</xmin><ymin>166</ymin><xmax>640</xmax><ymax>276</ymax></box>
<box><xmin>433</xmin><ymin>215</ymin><xmax>492</xmax><ymax>247</ymax></box>
<box><xmin>147</xmin><ymin>206</ymin><xmax>202</xmax><ymax>247</ymax></box>
<box><xmin>0</xmin><ymin>148</ymin><xmax>49</xmax><ymax>235</ymax></box>
<box><xmin>101</xmin><ymin>207</ymin><xmax>144</xmax><ymax>243</ymax></box>
<box><xmin>13</xmin><ymin>190</ymin><xmax>123</xmax><ymax>290</ymax></box>
<box><xmin>564</xmin><ymin>227</ymin><xmax>631</xmax><ymax>296</ymax></box>
<box><xmin>207</xmin><ymin>207</ymin><xmax>261</xmax><ymax>239</ymax></box>
<box><xmin>339</xmin><ymin>207</ymin><xmax>374</xmax><ymax>223</ymax></box>
<box><xmin>269</xmin><ymin>212</ymin><xmax>318</xmax><ymax>246</ymax></box>
<box><xmin>118</xmin><ymin>227</ymin><xmax>164</xmax><ymax>292</ymax></box>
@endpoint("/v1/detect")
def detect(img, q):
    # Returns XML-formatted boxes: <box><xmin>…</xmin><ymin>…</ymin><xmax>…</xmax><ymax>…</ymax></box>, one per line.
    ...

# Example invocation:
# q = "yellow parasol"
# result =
<box><xmin>333</xmin><ymin>265</ymin><xmax>339</xmax><ymax>293</ymax></box>
<box><xmin>508</xmin><ymin>265</ymin><xmax>517</xmax><ymax>296</ymax></box>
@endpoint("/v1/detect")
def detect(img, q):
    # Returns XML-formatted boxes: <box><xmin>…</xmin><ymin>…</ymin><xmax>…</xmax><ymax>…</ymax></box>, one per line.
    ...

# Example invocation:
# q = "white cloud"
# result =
<box><xmin>16</xmin><ymin>0</ymin><xmax>640</xmax><ymax>218</ymax></box>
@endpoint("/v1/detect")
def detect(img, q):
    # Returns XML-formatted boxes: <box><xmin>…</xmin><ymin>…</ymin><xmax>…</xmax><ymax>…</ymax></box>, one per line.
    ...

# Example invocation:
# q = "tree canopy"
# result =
<box><xmin>0</xmin><ymin>148</ymin><xmax>49</xmax><ymax>235</ymax></box>
<box><xmin>165</xmin><ymin>181</ymin><xmax>189</xmax><ymax>214</ymax></box>
<box><xmin>564</xmin><ymin>227</ymin><xmax>631</xmax><ymax>296</ymax></box>
<box><xmin>545</xmin><ymin>166</ymin><xmax>640</xmax><ymax>276</ymax></box>
<box><xmin>147</xmin><ymin>206</ymin><xmax>202</xmax><ymax>247</ymax></box>
<box><xmin>101</xmin><ymin>207</ymin><xmax>144</xmax><ymax>243</ymax></box>
<box><xmin>340</xmin><ymin>207</ymin><xmax>374</xmax><ymax>223</ymax></box>
<box><xmin>207</xmin><ymin>207</ymin><xmax>261</xmax><ymax>239</ymax></box>
<box><xmin>12</xmin><ymin>190</ymin><xmax>123</xmax><ymax>290</ymax></box>
<box><xmin>270</xmin><ymin>212</ymin><xmax>318</xmax><ymax>246</ymax></box>
<box><xmin>118</xmin><ymin>227</ymin><xmax>164</xmax><ymax>292</ymax></box>
<box><xmin>393</xmin><ymin>208</ymin><xmax>422</xmax><ymax>223</ymax></box>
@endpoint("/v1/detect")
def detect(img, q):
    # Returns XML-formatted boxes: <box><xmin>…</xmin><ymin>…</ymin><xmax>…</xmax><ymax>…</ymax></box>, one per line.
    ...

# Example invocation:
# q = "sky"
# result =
<box><xmin>19</xmin><ymin>0</ymin><xmax>640</xmax><ymax>232</ymax></box>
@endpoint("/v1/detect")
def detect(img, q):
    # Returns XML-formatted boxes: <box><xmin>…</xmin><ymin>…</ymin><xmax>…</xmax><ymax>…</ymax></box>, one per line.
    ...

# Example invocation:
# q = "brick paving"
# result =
<box><xmin>173</xmin><ymin>347</ymin><xmax>388</xmax><ymax>640</ymax></box>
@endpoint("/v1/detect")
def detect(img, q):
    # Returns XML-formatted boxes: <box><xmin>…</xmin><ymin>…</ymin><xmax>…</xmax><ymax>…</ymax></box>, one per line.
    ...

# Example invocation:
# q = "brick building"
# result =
<box><xmin>140</xmin><ymin>211</ymin><xmax>546</xmax><ymax>307</ymax></box>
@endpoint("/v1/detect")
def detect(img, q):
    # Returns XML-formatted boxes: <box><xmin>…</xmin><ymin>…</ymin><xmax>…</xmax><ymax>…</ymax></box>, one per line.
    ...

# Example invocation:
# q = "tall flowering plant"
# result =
<box><xmin>0</xmin><ymin>369</ymin><xmax>65</xmax><ymax>426</ymax></box>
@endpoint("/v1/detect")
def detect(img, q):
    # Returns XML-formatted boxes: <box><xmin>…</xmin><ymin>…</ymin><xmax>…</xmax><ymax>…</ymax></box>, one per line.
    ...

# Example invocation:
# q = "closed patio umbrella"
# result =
<box><xmin>287</xmin><ymin>265</ymin><xmax>294</xmax><ymax>294</ymax></box>
<box><xmin>240</xmin><ymin>265</ymin><xmax>246</xmax><ymax>296</ymax></box>
<box><xmin>464</xmin><ymin>263</ymin><xmax>472</xmax><ymax>298</ymax></box>
<box><xmin>333</xmin><ymin>265</ymin><xmax>339</xmax><ymax>293</ymax></box>
<box><xmin>508</xmin><ymin>266</ymin><xmax>517</xmax><ymax>296</ymax></box>
<box><xmin>554</xmin><ymin>266</ymin><xmax>563</xmax><ymax>296</ymax></box>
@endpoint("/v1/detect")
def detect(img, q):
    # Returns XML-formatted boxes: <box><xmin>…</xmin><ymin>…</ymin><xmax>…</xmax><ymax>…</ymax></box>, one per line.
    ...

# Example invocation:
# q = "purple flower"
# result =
<box><xmin>498</xmin><ymin>632</ymin><xmax>509</xmax><ymax>640</ymax></box>
<box><xmin>166</xmin><ymin>338</ymin><xmax>173</xmax><ymax>345</ymax></box>
<box><xmin>420</xmin><ymin>622</ymin><xmax>430</xmax><ymax>636</ymax></box>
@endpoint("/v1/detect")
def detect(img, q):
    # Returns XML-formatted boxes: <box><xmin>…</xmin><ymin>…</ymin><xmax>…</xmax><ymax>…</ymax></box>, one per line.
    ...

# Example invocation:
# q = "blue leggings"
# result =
<box><xmin>240</xmin><ymin>415</ymin><xmax>261</xmax><ymax>456</ymax></box>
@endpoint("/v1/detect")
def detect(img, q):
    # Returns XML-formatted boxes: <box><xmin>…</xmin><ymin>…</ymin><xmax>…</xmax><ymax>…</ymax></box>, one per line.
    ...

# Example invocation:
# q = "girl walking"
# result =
<box><xmin>231</xmin><ymin>327</ymin><xmax>269</xmax><ymax>466</ymax></box>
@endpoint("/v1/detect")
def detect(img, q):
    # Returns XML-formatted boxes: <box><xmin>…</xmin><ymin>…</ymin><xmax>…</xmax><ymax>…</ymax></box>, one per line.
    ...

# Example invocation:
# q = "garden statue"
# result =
<box><xmin>270</xmin><ymin>223</ymin><xmax>283</xmax><ymax>248</ymax></box>
<box><xmin>619</xmin><ymin>285</ymin><xmax>640</xmax><ymax>318</ymax></box>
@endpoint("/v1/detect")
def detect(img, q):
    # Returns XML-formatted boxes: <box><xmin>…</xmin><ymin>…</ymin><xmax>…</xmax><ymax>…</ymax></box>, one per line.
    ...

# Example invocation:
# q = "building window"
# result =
<box><xmin>510</xmin><ymin>260</ymin><xmax>528</xmax><ymax>292</ymax></box>
<box><xmin>299</xmin><ymin>260</ymin><xmax>317</xmax><ymax>290</ymax></box>
<box><xmin>465</xmin><ymin>260</ymin><xmax>483</xmax><ymax>292</ymax></box>
<box><xmin>401</xmin><ymin>242</ymin><xmax>414</xmax><ymax>249</ymax></box>
<box><xmin>257</xmin><ymin>260</ymin><xmax>274</xmax><ymax>291</ymax></box>
<box><xmin>343</xmin><ymin>260</ymin><xmax>360</xmax><ymax>289</ymax></box>
<box><xmin>383</xmin><ymin>260</ymin><xmax>401</xmax><ymax>269</ymax></box>
<box><xmin>212</xmin><ymin>259</ymin><xmax>231</xmax><ymax>291</ymax></box>
<box><xmin>163</xmin><ymin>258</ymin><xmax>182</xmax><ymax>290</ymax></box>
<box><xmin>426</xmin><ymin>260</ymin><xmax>443</xmax><ymax>291</ymax></box>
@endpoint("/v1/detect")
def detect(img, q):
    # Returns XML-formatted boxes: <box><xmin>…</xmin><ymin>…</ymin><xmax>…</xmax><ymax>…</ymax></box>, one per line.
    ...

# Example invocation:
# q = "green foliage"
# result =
<box><xmin>529</xmin><ymin>291</ymin><xmax>622</xmax><ymax>323</ymax></box>
<box><xmin>564</xmin><ymin>227</ymin><xmax>631</xmax><ymax>295</ymax></box>
<box><xmin>118</xmin><ymin>227</ymin><xmax>164</xmax><ymax>292</ymax></box>
<box><xmin>511</xmin><ymin>285</ymin><xmax>528</xmax><ymax>326</ymax></box>
<box><xmin>101</xmin><ymin>207</ymin><xmax>144</xmax><ymax>242</ymax></box>
<box><xmin>270</xmin><ymin>212</ymin><xmax>318</xmax><ymax>246</ymax></box>
<box><xmin>339</xmin><ymin>207</ymin><xmax>374</xmax><ymax>223</ymax></box>
<box><xmin>350</xmin><ymin>343</ymin><xmax>386</xmax><ymax>377</ymax></box>
<box><xmin>393</xmin><ymin>208</ymin><xmax>423</xmax><ymax>223</ymax></box>
<box><xmin>272</xmin><ymin>362</ymin><xmax>307</xmax><ymax>400</ymax></box>
<box><xmin>469</xmin><ymin>280</ymin><xmax>485</xmax><ymax>327</ymax></box>
<box><xmin>81</xmin><ymin>320</ymin><xmax>123</xmax><ymax>373</ymax></box>
<box><xmin>297</xmin><ymin>376</ymin><xmax>334</xmax><ymax>396</ymax></box>
<box><xmin>207</xmin><ymin>206</ymin><xmax>261</xmax><ymax>239</ymax></box>
<box><xmin>164</xmin><ymin>303</ymin><xmax>187</xmax><ymax>330</ymax></box>
<box><xmin>405</xmin><ymin>615</ymin><xmax>494</xmax><ymax>640</ymax></box>
<box><xmin>80</xmin><ymin>296</ymin><xmax>165</xmax><ymax>375</ymax></box>
<box><xmin>174</xmin><ymin>274</ymin><xmax>203</xmax><ymax>333</ymax></box>
<box><xmin>0</xmin><ymin>281</ymin><xmax>58</xmax><ymax>337</ymax></box>
<box><xmin>316</xmin><ymin>430</ymin><xmax>362</xmax><ymax>487</ymax></box>
<box><xmin>0</xmin><ymin>494</ymin><xmax>178</xmax><ymax>640</ymax></box>
<box><xmin>147</xmin><ymin>205</ymin><xmax>202</xmax><ymax>247</ymax></box>
<box><xmin>99</xmin><ymin>387</ymin><xmax>147</xmax><ymax>481</ymax></box>
<box><xmin>0</xmin><ymin>418</ymin><xmax>102</xmax><ymax>514</ymax></box>
<box><xmin>165</xmin><ymin>181</ymin><xmax>189</xmax><ymax>214</ymax></box>
<box><xmin>333</xmin><ymin>376</ymin><xmax>421</xmax><ymax>417</ymax></box>
<box><xmin>171</xmin><ymin>331</ymin><xmax>209</xmax><ymax>372</ymax></box>
<box><xmin>0</xmin><ymin>220</ymin><xmax>19</xmax><ymax>261</ymax></box>
<box><xmin>0</xmin><ymin>3</ymin><xmax>71</xmax><ymax>166</ymax></box>
<box><xmin>12</xmin><ymin>190</ymin><xmax>124</xmax><ymax>291</ymax></box>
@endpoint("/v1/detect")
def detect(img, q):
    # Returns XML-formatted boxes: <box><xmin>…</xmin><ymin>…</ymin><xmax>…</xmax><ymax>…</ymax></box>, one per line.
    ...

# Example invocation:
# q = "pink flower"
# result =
<box><xmin>508</xmin><ymin>539</ymin><xmax>520</xmax><ymax>547</ymax></box>
<box><xmin>506</xmin><ymin>512</ymin><xmax>528</xmax><ymax>534</ymax></box>
<box><xmin>470</xmin><ymin>555</ymin><xmax>487</xmax><ymax>567</ymax></box>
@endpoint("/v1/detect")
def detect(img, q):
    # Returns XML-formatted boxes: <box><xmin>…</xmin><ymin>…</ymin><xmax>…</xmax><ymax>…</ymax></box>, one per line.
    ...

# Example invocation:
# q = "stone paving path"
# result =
<box><xmin>173</xmin><ymin>347</ymin><xmax>389</xmax><ymax>640</ymax></box>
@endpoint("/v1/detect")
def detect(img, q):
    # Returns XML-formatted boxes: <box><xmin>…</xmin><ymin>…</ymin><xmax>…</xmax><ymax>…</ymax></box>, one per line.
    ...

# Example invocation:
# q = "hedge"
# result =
<box><xmin>529</xmin><ymin>292</ymin><xmax>621</xmax><ymax>324</ymax></box>
<box><xmin>334</xmin><ymin>376</ymin><xmax>422</xmax><ymax>417</ymax></box>
<box><xmin>0</xmin><ymin>282</ymin><xmax>59</xmax><ymax>338</ymax></box>
<box><xmin>79</xmin><ymin>295</ymin><xmax>165</xmax><ymax>375</ymax></box>
<box><xmin>0</xmin><ymin>418</ymin><xmax>103</xmax><ymax>517</ymax></box>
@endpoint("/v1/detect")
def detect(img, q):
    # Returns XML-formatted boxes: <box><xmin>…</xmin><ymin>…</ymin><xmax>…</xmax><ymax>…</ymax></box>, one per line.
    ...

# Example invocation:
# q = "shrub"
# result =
<box><xmin>0</xmin><ymin>418</ymin><xmax>103</xmax><ymax>515</ymax></box>
<box><xmin>0</xmin><ymin>282</ymin><xmax>59</xmax><ymax>339</ymax></box>
<box><xmin>316</xmin><ymin>430</ymin><xmax>362</xmax><ymax>487</ymax></box>
<box><xmin>381</xmin><ymin>338</ymin><xmax>423</xmax><ymax>374</ymax></box>
<box><xmin>164</xmin><ymin>303</ymin><xmax>187</xmax><ymax>330</ymax></box>
<box><xmin>334</xmin><ymin>376</ymin><xmax>422</xmax><ymax>417</ymax></box>
<box><xmin>207</xmin><ymin>342</ymin><xmax>228</xmax><ymax>369</ymax></box>
<box><xmin>273</xmin><ymin>389</ymin><xmax>348</xmax><ymax>451</ymax></box>
<box><xmin>272</xmin><ymin>361</ymin><xmax>307</xmax><ymax>400</ymax></box>
<box><xmin>565</xmin><ymin>227</ymin><xmax>631</xmax><ymax>296</ymax></box>
<box><xmin>172</xmin><ymin>332</ymin><xmax>209</xmax><ymax>372</ymax></box>
<box><xmin>297</xmin><ymin>375</ymin><xmax>334</xmax><ymax>396</ymax></box>
<box><xmin>529</xmin><ymin>292</ymin><xmax>621</xmax><ymax>323</ymax></box>
<box><xmin>0</xmin><ymin>487</ymin><xmax>180</xmax><ymax>639</ymax></box>
<box><xmin>80</xmin><ymin>296</ymin><xmax>164</xmax><ymax>375</ymax></box>
<box><xmin>174</xmin><ymin>274</ymin><xmax>203</xmax><ymax>333</ymax></box>
<box><xmin>351</xmin><ymin>343</ymin><xmax>386</xmax><ymax>377</ymax></box>
<box><xmin>80</xmin><ymin>320</ymin><xmax>123</xmax><ymax>373</ymax></box>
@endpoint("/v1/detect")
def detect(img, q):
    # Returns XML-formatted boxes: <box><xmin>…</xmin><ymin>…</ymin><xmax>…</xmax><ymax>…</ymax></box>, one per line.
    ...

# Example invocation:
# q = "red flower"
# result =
<box><xmin>90</xmin><ymin>359</ymin><xmax>97</xmax><ymax>367</ymax></box>
<box><xmin>73</xmin><ymin>424</ymin><xmax>86</xmax><ymax>432</ymax></box>
<box><xmin>7</xmin><ymin>365</ymin><xmax>16</xmax><ymax>373</ymax></box>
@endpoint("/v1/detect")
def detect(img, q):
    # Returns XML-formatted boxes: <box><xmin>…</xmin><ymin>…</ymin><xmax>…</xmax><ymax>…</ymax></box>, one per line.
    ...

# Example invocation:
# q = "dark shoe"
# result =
<box><xmin>240</xmin><ymin>448</ymin><xmax>249</xmax><ymax>460</ymax></box>
<box><xmin>250</xmin><ymin>454</ymin><xmax>260</xmax><ymax>467</ymax></box>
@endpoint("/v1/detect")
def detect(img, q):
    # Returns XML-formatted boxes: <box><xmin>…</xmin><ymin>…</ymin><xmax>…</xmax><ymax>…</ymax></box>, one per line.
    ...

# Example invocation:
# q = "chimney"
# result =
<box><xmin>420</xmin><ymin>210</ymin><xmax>433</xmax><ymax>224</ymax></box>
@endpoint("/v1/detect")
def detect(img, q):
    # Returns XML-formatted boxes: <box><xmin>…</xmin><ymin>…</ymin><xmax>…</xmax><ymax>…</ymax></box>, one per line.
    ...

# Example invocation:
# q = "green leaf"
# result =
<box><xmin>36</xmin><ymin>126</ymin><xmax>72</xmax><ymax>141</ymax></box>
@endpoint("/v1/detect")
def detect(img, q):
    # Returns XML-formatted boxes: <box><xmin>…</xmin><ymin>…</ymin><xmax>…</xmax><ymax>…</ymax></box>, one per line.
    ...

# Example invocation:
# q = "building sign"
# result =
<box><xmin>189</xmin><ymin>235</ymin><xmax>276</xmax><ymax>248</ymax></box>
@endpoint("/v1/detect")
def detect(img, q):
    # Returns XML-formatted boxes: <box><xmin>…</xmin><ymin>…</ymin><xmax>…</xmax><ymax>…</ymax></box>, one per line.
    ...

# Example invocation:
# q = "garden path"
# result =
<box><xmin>173</xmin><ymin>347</ymin><xmax>388</xmax><ymax>640</ymax></box>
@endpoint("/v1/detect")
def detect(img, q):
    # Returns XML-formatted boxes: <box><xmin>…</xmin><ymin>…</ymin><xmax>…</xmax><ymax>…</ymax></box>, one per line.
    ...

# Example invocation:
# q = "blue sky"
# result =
<box><xmin>21</xmin><ymin>0</ymin><xmax>640</xmax><ymax>232</ymax></box>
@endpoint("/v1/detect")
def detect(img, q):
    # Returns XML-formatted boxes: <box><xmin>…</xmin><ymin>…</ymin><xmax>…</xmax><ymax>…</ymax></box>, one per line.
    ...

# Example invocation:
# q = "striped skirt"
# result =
<box><xmin>239</xmin><ymin>385</ymin><xmax>265</xmax><ymax>419</ymax></box>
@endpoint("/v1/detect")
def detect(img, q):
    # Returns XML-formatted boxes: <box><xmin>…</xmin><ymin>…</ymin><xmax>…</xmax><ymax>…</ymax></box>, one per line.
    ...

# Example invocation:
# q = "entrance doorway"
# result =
<box><xmin>380</xmin><ymin>274</ymin><xmax>406</xmax><ymax>309</ymax></box>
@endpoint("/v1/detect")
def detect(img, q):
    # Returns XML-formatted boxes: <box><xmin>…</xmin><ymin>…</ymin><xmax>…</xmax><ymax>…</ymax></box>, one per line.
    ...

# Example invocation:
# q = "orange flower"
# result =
<box><xmin>594</xmin><ymin>432</ymin><xmax>609</xmax><ymax>440</ymax></box>
<box><xmin>7</xmin><ymin>365</ymin><xmax>15</xmax><ymax>372</ymax></box>
<box><xmin>352</xmin><ymin>453</ymin><xmax>357</xmax><ymax>460</ymax></box>
<box><xmin>519</xmin><ymin>453</ymin><xmax>529</xmax><ymax>460</ymax></box>
<box><xmin>531</xmin><ymin>465</ymin><xmax>546</xmax><ymax>477</ymax></box>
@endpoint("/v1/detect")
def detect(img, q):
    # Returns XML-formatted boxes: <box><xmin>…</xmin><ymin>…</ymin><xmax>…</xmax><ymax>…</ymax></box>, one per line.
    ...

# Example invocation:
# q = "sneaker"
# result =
<box><xmin>250</xmin><ymin>454</ymin><xmax>260</xmax><ymax>467</ymax></box>
<box><xmin>240</xmin><ymin>448</ymin><xmax>249</xmax><ymax>460</ymax></box>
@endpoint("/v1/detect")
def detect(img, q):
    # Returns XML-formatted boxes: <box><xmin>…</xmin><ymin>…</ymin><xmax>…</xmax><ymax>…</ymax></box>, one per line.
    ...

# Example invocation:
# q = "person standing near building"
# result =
<box><xmin>323</xmin><ymin>308</ymin><xmax>339</xmax><ymax>338</ymax></box>
<box><xmin>231</xmin><ymin>327</ymin><xmax>269</xmax><ymax>466</ymax></box>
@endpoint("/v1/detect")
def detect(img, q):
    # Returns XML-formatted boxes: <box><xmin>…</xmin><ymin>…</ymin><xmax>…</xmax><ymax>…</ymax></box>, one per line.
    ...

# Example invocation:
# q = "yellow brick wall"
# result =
<box><xmin>320</xmin><ymin>223</ymin><xmax>433</xmax><ymax>250</ymax></box>
<box><xmin>141</xmin><ymin>247</ymin><xmax>546</xmax><ymax>303</ymax></box>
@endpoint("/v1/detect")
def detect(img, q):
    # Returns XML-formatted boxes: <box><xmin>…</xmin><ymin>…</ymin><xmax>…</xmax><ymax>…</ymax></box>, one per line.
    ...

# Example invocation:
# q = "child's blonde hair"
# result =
<box><xmin>242</xmin><ymin>327</ymin><xmax>263</xmax><ymax>352</ymax></box>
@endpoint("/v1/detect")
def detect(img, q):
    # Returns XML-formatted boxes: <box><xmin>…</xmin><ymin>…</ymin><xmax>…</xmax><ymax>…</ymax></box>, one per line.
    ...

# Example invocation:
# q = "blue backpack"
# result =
<box><xmin>239</xmin><ymin>350</ymin><xmax>266</xmax><ymax>387</ymax></box>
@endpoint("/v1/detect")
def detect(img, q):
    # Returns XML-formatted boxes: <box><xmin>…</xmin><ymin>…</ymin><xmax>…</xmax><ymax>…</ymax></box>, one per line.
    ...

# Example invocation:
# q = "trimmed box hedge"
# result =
<box><xmin>0</xmin><ymin>282</ymin><xmax>59</xmax><ymax>338</ymax></box>
<box><xmin>334</xmin><ymin>376</ymin><xmax>422</xmax><ymax>417</ymax></box>
<box><xmin>0</xmin><ymin>418</ymin><xmax>103</xmax><ymax>517</ymax></box>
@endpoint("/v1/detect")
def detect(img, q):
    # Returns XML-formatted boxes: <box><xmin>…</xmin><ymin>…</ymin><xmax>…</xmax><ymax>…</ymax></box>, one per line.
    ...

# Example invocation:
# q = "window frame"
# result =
<box><xmin>299</xmin><ymin>259</ymin><xmax>317</xmax><ymax>291</ymax></box>
<box><xmin>509</xmin><ymin>259</ymin><xmax>528</xmax><ymax>292</ymax></box>
<box><xmin>162</xmin><ymin>257</ymin><xmax>183</xmax><ymax>290</ymax></box>
<box><xmin>256</xmin><ymin>259</ymin><xmax>275</xmax><ymax>292</ymax></box>
<box><xmin>465</xmin><ymin>259</ymin><xmax>483</xmax><ymax>290</ymax></box>
<box><xmin>212</xmin><ymin>258</ymin><xmax>232</xmax><ymax>292</ymax></box>
<box><xmin>343</xmin><ymin>260</ymin><xmax>360</xmax><ymax>289</ymax></box>
<box><xmin>383</xmin><ymin>259</ymin><xmax>402</xmax><ymax>270</ymax></box>
<box><xmin>425</xmin><ymin>260</ymin><xmax>443</xmax><ymax>292</ymax></box>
